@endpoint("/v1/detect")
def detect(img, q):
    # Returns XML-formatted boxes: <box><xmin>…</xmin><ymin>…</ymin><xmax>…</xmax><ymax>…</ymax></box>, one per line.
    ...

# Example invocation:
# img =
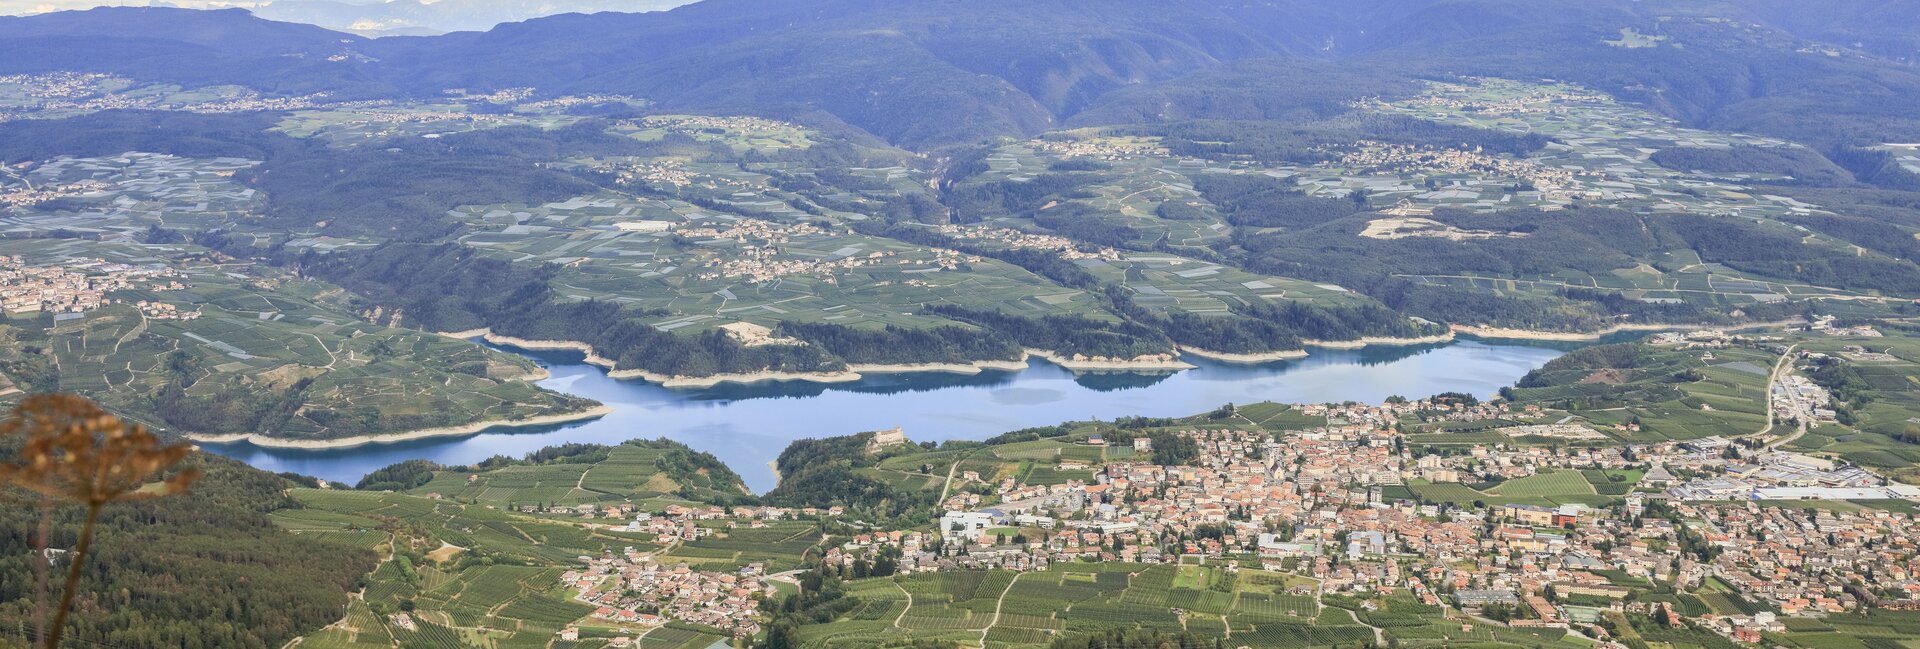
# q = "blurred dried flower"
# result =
<box><xmin>1</xmin><ymin>393</ymin><xmax>199</xmax><ymax>649</ymax></box>
<box><xmin>0</xmin><ymin>393</ymin><xmax>199</xmax><ymax>505</ymax></box>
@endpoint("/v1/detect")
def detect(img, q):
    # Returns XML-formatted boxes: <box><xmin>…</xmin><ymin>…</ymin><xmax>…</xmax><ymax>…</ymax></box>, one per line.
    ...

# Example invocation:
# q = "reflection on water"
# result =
<box><xmin>205</xmin><ymin>336</ymin><xmax>1618</xmax><ymax>493</ymax></box>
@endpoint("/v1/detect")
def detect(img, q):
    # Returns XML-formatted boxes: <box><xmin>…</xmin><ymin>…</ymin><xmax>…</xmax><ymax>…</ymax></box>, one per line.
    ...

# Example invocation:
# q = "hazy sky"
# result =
<box><xmin>0</xmin><ymin>0</ymin><xmax>692</xmax><ymax>14</ymax></box>
<box><xmin>1</xmin><ymin>0</ymin><xmax>266</xmax><ymax>14</ymax></box>
<box><xmin>0</xmin><ymin>0</ymin><xmax>695</xmax><ymax>35</ymax></box>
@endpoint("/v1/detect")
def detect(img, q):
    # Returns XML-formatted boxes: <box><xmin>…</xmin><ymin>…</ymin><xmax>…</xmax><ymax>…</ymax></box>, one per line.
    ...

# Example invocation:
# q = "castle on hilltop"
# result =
<box><xmin>867</xmin><ymin>427</ymin><xmax>908</xmax><ymax>453</ymax></box>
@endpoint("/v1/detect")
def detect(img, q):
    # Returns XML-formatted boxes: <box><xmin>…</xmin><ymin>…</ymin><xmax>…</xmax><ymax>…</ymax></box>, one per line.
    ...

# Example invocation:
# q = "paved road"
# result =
<box><xmin>1748</xmin><ymin>343</ymin><xmax>1799</xmax><ymax>441</ymax></box>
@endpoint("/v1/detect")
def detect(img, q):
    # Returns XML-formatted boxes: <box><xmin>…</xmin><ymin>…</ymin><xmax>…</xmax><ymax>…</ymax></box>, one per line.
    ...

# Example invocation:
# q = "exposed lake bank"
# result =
<box><xmin>187</xmin><ymin>404</ymin><xmax>617</xmax><ymax>450</ymax></box>
<box><xmin>442</xmin><ymin>328</ymin><xmax>1500</xmax><ymax>386</ymax></box>
<box><xmin>1450</xmin><ymin>318</ymin><xmax>1805</xmax><ymax>342</ymax></box>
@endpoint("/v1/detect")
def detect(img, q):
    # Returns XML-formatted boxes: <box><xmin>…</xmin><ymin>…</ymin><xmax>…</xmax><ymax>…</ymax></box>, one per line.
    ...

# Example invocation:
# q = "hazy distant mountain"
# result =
<box><xmin>250</xmin><ymin>0</ymin><xmax>693</xmax><ymax>36</ymax></box>
<box><xmin>0</xmin><ymin>0</ymin><xmax>693</xmax><ymax>35</ymax></box>
<box><xmin>348</xmin><ymin>0</ymin><xmax>1920</xmax><ymax>148</ymax></box>
<box><xmin>4</xmin><ymin>0</ymin><xmax>1920</xmax><ymax>148</ymax></box>
<box><xmin>0</xmin><ymin>7</ymin><xmax>393</xmax><ymax>97</ymax></box>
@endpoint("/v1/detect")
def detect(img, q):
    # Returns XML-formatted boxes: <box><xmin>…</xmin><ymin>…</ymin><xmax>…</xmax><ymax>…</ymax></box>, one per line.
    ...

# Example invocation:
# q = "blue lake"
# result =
<box><xmin>205</xmin><ymin>337</ymin><xmax>1591</xmax><ymax>492</ymax></box>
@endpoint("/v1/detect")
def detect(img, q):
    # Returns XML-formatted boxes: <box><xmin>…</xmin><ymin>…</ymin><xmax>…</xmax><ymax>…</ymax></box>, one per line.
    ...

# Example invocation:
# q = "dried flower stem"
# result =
<box><xmin>0</xmin><ymin>394</ymin><xmax>199</xmax><ymax>649</ymax></box>
<box><xmin>41</xmin><ymin>503</ymin><xmax>100</xmax><ymax>649</ymax></box>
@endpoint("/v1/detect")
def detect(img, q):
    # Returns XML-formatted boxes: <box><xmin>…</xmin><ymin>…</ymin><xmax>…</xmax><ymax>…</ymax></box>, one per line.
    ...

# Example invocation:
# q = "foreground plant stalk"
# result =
<box><xmin>0</xmin><ymin>394</ymin><xmax>199</xmax><ymax>649</ymax></box>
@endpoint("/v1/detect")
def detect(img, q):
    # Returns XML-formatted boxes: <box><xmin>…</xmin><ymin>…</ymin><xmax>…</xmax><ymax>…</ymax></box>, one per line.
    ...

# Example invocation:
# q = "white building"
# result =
<box><xmin>941</xmin><ymin>511</ymin><xmax>996</xmax><ymax>540</ymax></box>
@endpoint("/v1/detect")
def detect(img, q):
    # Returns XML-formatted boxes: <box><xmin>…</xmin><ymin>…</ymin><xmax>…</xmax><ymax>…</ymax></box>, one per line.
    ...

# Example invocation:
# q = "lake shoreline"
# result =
<box><xmin>1302</xmin><ymin>332</ymin><xmax>1458</xmax><ymax>349</ymax></box>
<box><xmin>444</xmin><ymin>328</ymin><xmax>1499</xmax><ymax>383</ymax></box>
<box><xmin>1179</xmin><ymin>346</ymin><xmax>1307</xmax><ymax>363</ymax></box>
<box><xmin>1024</xmin><ymin>349</ymin><xmax>1194</xmax><ymax>372</ymax></box>
<box><xmin>1181</xmin><ymin>332</ymin><xmax>1456</xmax><ymax>364</ymax></box>
<box><xmin>1451</xmin><ymin>319</ymin><xmax>1806</xmax><ymax>342</ymax></box>
<box><xmin>202</xmin><ymin>336</ymin><xmax>1574</xmax><ymax>491</ymax></box>
<box><xmin>187</xmin><ymin>404</ymin><xmax>618</xmax><ymax>450</ymax></box>
<box><xmin>444</xmin><ymin>329</ymin><xmax>1204</xmax><ymax>385</ymax></box>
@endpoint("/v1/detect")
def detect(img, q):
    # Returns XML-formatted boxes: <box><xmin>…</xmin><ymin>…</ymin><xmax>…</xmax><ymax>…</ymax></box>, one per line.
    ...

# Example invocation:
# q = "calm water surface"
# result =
<box><xmin>207</xmin><ymin>338</ymin><xmax>1587</xmax><ymax>492</ymax></box>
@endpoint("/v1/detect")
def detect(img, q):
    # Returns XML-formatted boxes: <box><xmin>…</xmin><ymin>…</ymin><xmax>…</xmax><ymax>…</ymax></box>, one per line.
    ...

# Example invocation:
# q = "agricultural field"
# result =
<box><xmin>271</xmin><ymin>488</ymin><xmax>685</xmax><ymax>648</ymax></box>
<box><xmin>858</xmin><ymin>404</ymin><xmax>1327</xmax><ymax>501</ymax></box>
<box><xmin>1486</xmin><ymin>469</ymin><xmax>1605</xmax><ymax>506</ymax></box>
<box><xmin>1786</xmin><ymin>332</ymin><xmax>1920</xmax><ymax>482</ymax></box>
<box><xmin>635</xmin><ymin>624</ymin><xmax>732</xmax><ymax>649</ymax></box>
<box><xmin>1509</xmin><ymin>342</ymin><xmax>1777</xmax><ymax>444</ymax></box>
<box><xmin>1884</xmin><ymin>144</ymin><xmax>1920</xmax><ymax>175</ymax></box>
<box><xmin>274</xmin><ymin>101</ymin><xmax>591</xmax><ymax>146</ymax></box>
<box><xmin>1405</xmin><ymin>480</ymin><xmax>1494</xmax><ymax>507</ymax></box>
<box><xmin>1231</xmin><ymin>402</ymin><xmax>1330</xmax><ymax>431</ymax></box>
<box><xmin>0</xmin><ymin>152</ymin><xmax>268</xmax><ymax>237</ymax></box>
<box><xmin>966</xmin><ymin>77</ymin><xmax>1849</xmax><ymax>229</ymax></box>
<box><xmin>949</xmin><ymin>77</ymin><xmax>1901</xmax><ymax>320</ymax></box>
<box><xmin>827</xmin><ymin>574</ymin><xmax>1590</xmax><ymax>649</ymax></box>
<box><xmin>1365</xmin><ymin>78</ymin><xmax>1819</xmax><ymax>218</ymax></box>
<box><xmin>444</xmin><ymin>189</ymin><xmax>1108</xmax><ymax>335</ymax></box>
<box><xmin>404</xmin><ymin>441</ymin><xmax>746</xmax><ymax>507</ymax></box>
<box><xmin>0</xmin><ymin>72</ymin><xmax>327</xmax><ymax>121</ymax></box>
<box><xmin>277</xmin><ymin>489</ymin><xmax>664</xmax><ymax>562</ymax></box>
<box><xmin>0</xmin><ymin>238</ymin><xmax>593</xmax><ymax>441</ymax></box>
<box><xmin>899</xmin><ymin>221</ymin><xmax>1376</xmax><ymax>319</ymax></box>
<box><xmin>609</xmin><ymin>114</ymin><xmax>820</xmax><ymax>155</ymax></box>
<box><xmin>1411</xmin><ymin>465</ymin><xmax>1628</xmax><ymax>508</ymax></box>
<box><xmin>1397</xmin><ymin>246</ymin><xmax>1877</xmax><ymax>310</ymax></box>
<box><xmin>0</xmin><ymin>148</ymin><xmax>397</xmax><ymax>256</ymax></box>
<box><xmin>813</xmin><ymin>564</ymin><xmax>1374</xmax><ymax>648</ymax></box>
<box><xmin>1357</xmin><ymin>78</ymin><xmax>1897</xmax><ymax>307</ymax></box>
<box><xmin>962</xmin><ymin>135</ymin><xmax>1232</xmax><ymax>248</ymax></box>
<box><xmin>1582</xmin><ymin>468</ymin><xmax>1645</xmax><ymax>496</ymax></box>
<box><xmin>661</xmin><ymin>520</ymin><xmax>822</xmax><ymax>571</ymax></box>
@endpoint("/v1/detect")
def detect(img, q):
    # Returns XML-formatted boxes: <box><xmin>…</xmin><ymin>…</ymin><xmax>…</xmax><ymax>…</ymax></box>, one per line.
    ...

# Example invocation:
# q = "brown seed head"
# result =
<box><xmin>0</xmin><ymin>394</ymin><xmax>199</xmax><ymax>506</ymax></box>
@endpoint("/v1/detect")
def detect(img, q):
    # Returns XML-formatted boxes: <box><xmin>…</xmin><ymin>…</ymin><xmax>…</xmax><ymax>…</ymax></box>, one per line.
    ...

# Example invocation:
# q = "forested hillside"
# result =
<box><xmin>0</xmin><ymin>450</ymin><xmax>375</xmax><ymax>648</ymax></box>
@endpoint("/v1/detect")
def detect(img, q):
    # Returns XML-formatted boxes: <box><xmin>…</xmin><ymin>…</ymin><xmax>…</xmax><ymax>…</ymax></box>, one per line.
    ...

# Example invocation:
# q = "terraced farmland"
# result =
<box><xmin>813</xmin><ymin>565</ymin><xmax>1369</xmax><ymax>648</ymax></box>
<box><xmin>0</xmin><ymin>238</ymin><xmax>593</xmax><ymax>441</ymax></box>
<box><xmin>444</xmin><ymin>190</ymin><xmax>1108</xmax><ymax>335</ymax></box>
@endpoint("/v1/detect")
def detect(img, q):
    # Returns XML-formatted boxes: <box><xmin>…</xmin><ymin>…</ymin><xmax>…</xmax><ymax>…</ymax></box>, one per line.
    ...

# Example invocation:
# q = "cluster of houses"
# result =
<box><xmin>1666</xmin><ymin>447</ymin><xmax>1917</xmax><ymax>502</ymax></box>
<box><xmin>0</xmin><ymin>178</ymin><xmax>105</xmax><ymax>208</ymax></box>
<box><xmin>444</xmin><ymin>87</ymin><xmax>538</xmax><ymax>103</ymax></box>
<box><xmin>613</xmin><ymin>160</ymin><xmax>707</xmax><ymax>188</ymax></box>
<box><xmin>1772</xmin><ymin>373</ymin><xmax>1837</xmax><ymax>425</ymax></box>
<box><xmin>546</xmin><ymin>502</ymin><xmax>853</xmax><ymax>638</ymax></box>
<box><xmin>514</xmin><ymin>94</ymin><xmax>644</xmax><ymax>112</ymax></box>
<box><xmin>526</xmin><ymin>392</ymin><xmax>1920</xmax><ymax>646</ymax></box>
<box><xmin>0</xmin><ymin>256</ymin><xmax>186</xmax><ymax>314</ymax></box>
<box><xmin>678</xmin><ymin>219</ymin><xmax>962</xmax><ymax>284</ymax></box>
<box><xmin>931</xmin><ymin>224</ymin><xmax>1121</xmax><ymax>261</ymax></box>
<box><xmin>506</xmin><ymin>500</ymin><xmax>843</xmax><ymax>527</ymax></box>
<box><xmin>836</xmin><ymin>410</ymin><xmax>1920</xmax><ymax>646</ymax></box>
<box><xmin>1300</xmin><ymin>397</ymin><xmax>1541</xmax><ymax>427</ymax></box>
<box><xmin>566</xmin><ymin>551</ymin><xmax>773</xmax><ymax>638</ymax></box>
<box><xmin>1030</xmin><ymin>136</ymin><xmax>1162</xmax><ymax>160</ymax></box>
<box><xmin>0</xmin><ymin>72</ymin><xmax>157</xmax><ymax>117</ymax></box>
<box><xmin>1377</xmin><ymin>79</ymin><xmax>1611</xmax><ymax>117</ymax></box>
<box><xmin>677</xmin><ymin>219</ymin><xmax>823</xmax><ymax>245</ymax></box>
<box><xmin>171</xmin><ymin>91</ymin><xmax>347</xmax><ymax>114</ymax></box>
<box><xmin>1649</xmin><ymin>329</ymin><xmax>1744</xmax><ymax>347</ymax></box>
<box><xmin>642</xmin><ymin>114</ymin><xmax>802</xmax><ymax>141</ymax></box>
<box><xmin>694</xmin><ymin>235</ymin><xmax>978</xmax><ymax>285</ymax></box>
<box><xmin>1</xmin><ymin>71</ymin><xmax>374</xmax><ymax>119</ymax></box>
<box><xmin>1810</xmin><ymin>315</ymin><xmax>1882</xmax><ymax>338</ymax></box>
<box><xmin>1684</xmin><ymin>502</ymin><xmax>1920</xmax><ymax>616</ymax></box>
<box><xmin>1</xmin><ymin>72</ymin><xmax>117</xmax><ymax>100</ymax></box>
<box><xmin>1336</xmin><ymin>139</ymin><xmax>1581</xmax><ymax>197</ymax></box>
